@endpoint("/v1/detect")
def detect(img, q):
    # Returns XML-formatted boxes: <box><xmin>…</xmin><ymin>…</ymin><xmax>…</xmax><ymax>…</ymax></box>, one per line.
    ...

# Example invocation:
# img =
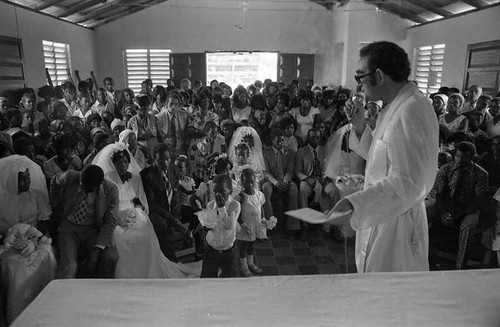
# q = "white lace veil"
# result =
<box><xmin>92</xmin><ymin>142</ymin><xmax>149</xmax><ymax>213</ymax></box>
<box><xmin>228</xmin><ymin>126</ymin><xmax>265</xmax><ymax>172</ymax></box>
<box><xmin>0</xmin><ymin>155</ymin><xmax>50</xmax><ymax>234</ymax></box>
<box><xmin>324</xmin><ymin>124</ymin><xmax>366</xmax><ymax>178</ymax></box>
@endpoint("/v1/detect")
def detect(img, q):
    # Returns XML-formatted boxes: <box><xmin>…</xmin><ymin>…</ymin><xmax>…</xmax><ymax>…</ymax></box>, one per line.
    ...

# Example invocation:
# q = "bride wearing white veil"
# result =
<box><xmin>93</xmin><ymin>142</ymin><xmax>200</xmax><ymax>278</ymax></box>
<box><xmin>228</xmin><ymin>126</ymin><xmax>265</xmax><ymax>173</ymax></box>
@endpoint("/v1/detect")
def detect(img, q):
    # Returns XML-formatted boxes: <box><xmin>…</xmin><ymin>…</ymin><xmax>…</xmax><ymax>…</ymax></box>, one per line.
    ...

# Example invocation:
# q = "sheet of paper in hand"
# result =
<box><xmin>285</xmin><ymin>208</ymin><xmax>353</xmax><ymax>224</ymax></box>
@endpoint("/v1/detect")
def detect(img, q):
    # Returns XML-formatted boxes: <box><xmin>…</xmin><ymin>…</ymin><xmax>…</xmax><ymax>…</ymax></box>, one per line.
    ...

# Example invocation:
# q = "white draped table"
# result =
<box><xmin>12</xmin><ymin>269</ymin><xmax>500</xmax><ymax>327</ymax></box>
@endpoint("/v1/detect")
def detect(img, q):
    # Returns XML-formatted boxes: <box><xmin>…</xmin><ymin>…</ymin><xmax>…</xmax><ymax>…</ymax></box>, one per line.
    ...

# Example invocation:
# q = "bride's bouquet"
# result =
<box><xmin>1</xmin><ymin>223</ymin><xmax>51</xmax><ymax>265</ymax></box>
<box><xmin>335</xmin><ymin>174</ymin><xmax>365</xmax><ymax>198</ymax></box>
<box><xmin>258</xmin><ymin>216</ymin><xmax>278</xmax><ymax>239</ymax></box>
<box><xmin>196</xmin><ymin>209</ymin><xmax>219</xmax><ymax>229</ymax></box>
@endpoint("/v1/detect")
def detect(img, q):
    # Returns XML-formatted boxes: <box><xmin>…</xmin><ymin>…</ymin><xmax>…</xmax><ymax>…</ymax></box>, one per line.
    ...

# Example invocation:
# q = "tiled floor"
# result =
<box><xmin>180</xmin><ymin>219</ymin><xmax>496</xmax><ymax>276</ymax></box>
<box><xmin>253</xmin><ymin>226</ymin><xmax>358</xmax><ymax>276</ymax></box>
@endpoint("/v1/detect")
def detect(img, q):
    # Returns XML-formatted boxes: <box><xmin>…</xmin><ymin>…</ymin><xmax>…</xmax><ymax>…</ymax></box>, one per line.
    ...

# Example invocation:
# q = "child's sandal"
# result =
<box><xmin>249</xmin><ymin>265</ymin><xmax>263</xmax><ymax>274</ymax></box>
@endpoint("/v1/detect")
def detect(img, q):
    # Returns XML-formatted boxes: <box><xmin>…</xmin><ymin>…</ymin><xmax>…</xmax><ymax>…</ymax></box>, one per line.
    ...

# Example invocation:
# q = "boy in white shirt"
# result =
<box><xmin>72</xmin><ymin>96</ymin><xmax>93</xmax><ymax>122</ymax></box>
<box><xmin>200</xmin><ymin>174</ymin><xmax>241</xmax><ymax>278</ymax></box>
<box><xmin>91</xmin><ymin>88</ymin><xmax>113</xmax><ymax>116</ymax></box>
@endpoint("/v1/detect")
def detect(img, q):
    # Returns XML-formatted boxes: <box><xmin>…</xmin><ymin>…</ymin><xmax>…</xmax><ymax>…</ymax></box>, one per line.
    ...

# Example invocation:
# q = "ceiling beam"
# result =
<box><xmin>89</xmin><ymin>0</ymin><xmax>167</xmax><ymax>28</ymax></box>
<box><xmin>0</xmin><ymin>0</ymin><xmax>92</xmax><ymax>29</ymax></box>
<box><xmin>80</xmin><ymin>0</ymin><xmax>153</xmax><ymax>25</ymax></box>
<box><xmin>376</xmin><ymin>2</ymin><xmax>427</xmax><ymax>24</ymax></box>
<box><xmin>459</xmin><ymin>0</ymin><xmax>487</xmax><ymax>8</ymax></box>
<box><xmin>408</xmin><ymin>1</ymin><xmax>500</xmax><ymax>28</ymax></box>
<box><xmin>34</xmin><ymin>0</ymin><xmax>66</xmax><ymax>11</ymax></box>
<box><xmin>404</xmin><ymin>0</ymin><xmax>453</xmax><ymax>18</ymax></box>
<box><xmin>74</xmin><ymin>0</ymin><xmax>139</xmax><ymax>24</ymax></box>
<box><xmin>59</xmin><ymin>0</ymin><xmax>104</xmax><ymax>18</ymax></box>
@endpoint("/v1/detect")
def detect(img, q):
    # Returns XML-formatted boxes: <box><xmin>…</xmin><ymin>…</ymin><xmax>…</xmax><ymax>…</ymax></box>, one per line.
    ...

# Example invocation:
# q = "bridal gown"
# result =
<box><xmin>113</xmin><ymin>175</ymin><xmax>201</xmax><ymax>279</ymax></box>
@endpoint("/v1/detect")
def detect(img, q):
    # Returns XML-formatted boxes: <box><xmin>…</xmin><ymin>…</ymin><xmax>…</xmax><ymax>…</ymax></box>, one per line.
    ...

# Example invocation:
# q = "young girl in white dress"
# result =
<box><xmin>236</xmin><ymin>168</ymin><xmax>266</xmax><ymax>277</ymax></box>
<box><xmin>93</xmin><ymin>143</ymin><xmax>201</xmax><ymax>279</ymax></box>
<box><xmin>230</xmin><ymin>143</ymin><xmax>262</xmax><ymax>194</ymax></box>
<box><xmin>228</xmin><ymin>126</ymin><xmax>265</xmax><ymax>178</ymax></box>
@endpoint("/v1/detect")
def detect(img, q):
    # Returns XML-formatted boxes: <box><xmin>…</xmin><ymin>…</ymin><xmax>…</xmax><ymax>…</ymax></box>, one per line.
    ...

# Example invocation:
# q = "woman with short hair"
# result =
<box><xmin>438</xmin><ymin>93</ymin><xmax>468</xmax><ymax>133</ymax></box>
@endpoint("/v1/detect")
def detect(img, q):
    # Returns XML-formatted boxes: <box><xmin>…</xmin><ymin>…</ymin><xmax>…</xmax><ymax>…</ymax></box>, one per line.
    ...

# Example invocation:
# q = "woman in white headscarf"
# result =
<box><xmin>92</xmin><ymin>143</ymin><xmax>200</xmax><ymax>278</ymax></box>
<box><xmin>432</xmin><ymin>94</ymin><xmax>448</xmax><ymax>118</ymax></box>
<box><xmin>118</xmin><ymin>129</ymin><xmax>150</xmax><ymax>170</ymax></box>
<box><xmin>0</xmin><ymin>155</ymin><xmax>56</xmax><ymax>324</ymax></box>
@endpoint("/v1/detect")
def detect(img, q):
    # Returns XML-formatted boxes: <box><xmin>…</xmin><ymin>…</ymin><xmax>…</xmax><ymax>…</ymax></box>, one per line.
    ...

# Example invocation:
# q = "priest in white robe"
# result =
<box><xmin>332</xmin><ymin>41</ymin><xmax>439</xmax><ymax>273</ymax></box>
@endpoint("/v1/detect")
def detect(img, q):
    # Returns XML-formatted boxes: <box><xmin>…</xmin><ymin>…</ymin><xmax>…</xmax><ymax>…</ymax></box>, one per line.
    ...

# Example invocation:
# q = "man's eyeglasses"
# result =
<box><xmin>354</xmin><ymin>71</ymin><xmax>376</xmax><ymax>84</ymax></box>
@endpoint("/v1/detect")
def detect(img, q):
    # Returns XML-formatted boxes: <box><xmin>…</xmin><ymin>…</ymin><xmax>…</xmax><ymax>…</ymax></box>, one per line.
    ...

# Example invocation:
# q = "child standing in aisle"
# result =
<box><xmin>200</xmin><ymin>174</ymin><xmax>241</xmax><ymax>278</ymax></box>
<box><xmin>236</xmin><ymin>168</ymin><xmax>266</xmax><ymax>277</ymax></box>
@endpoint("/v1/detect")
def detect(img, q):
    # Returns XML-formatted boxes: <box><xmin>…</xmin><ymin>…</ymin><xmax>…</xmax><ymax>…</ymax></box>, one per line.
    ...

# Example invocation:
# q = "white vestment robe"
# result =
<box><xmin>346</xmin><ymin>82</ymin><xmax>439</xmax><ymax>273</ymax></box>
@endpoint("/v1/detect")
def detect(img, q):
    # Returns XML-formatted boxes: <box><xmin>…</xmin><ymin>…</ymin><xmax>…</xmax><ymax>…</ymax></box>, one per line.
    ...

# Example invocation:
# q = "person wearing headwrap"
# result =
<box><xmin>110</xmin><ymin>118</ymin><xmax>125</xmax><ymax>142</ymax></box>
<box><xmin>0</xmin><ymin>155</ymin><xmax>56</xmax><ymax>323</ymax></box>
<box><xmin>118</xmin><ymin>129</ymin><xmax>150</xmax><ymax>170</ymax></box>
<box><xmin>432</xmin><ymin>94</ymin><xmax>448</xmax><ymax>117</ymax></box>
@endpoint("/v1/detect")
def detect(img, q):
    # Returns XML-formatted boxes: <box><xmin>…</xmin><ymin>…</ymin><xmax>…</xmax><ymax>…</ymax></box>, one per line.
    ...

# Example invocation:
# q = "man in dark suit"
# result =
<box><xmin>262</xmin><ymin>128</ymin><xmax>298</xmax><ymax>233</ymax></box>
<box><xmin>140</xmin><ymin>143</ymin><xmax>189</xmax><ymax>262</ymax></box>
<box><xmin>50</xmin><ymin>165</ymin><xmax>119</xmax><ymax>279</ymax></box>
<box><xmin>156</xmin><ymin>94</ymin><xmax>190</xmax><ymax>156</ymax></box>
<box><xmin>295</xmin><ymin>128</ymin><xmax>331</xmax><ymax>240</ymax></box>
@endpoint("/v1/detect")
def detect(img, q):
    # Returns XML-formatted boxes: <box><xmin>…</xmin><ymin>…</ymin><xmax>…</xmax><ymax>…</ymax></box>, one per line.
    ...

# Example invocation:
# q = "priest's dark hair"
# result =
<box><xmin>359</xmin><ymin>41</ymin><xmax>411</xmax><ymax>83</ymax></box>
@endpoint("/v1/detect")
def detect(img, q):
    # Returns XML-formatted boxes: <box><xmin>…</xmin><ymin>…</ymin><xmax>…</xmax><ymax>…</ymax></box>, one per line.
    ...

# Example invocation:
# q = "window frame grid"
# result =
<box><xmin>125</xmin><ymin>49</ymin><xmax>171</xmax><ymax>94</ymax></box>
<box><xmin>42</xmin><ymin>40</ymin><xmax>71</xmax><ymax>86</ymax></box>
<box><xmin>414</xmin><ymin>43</ymin><xmax>446</xmax><ymax>96</ymax></box>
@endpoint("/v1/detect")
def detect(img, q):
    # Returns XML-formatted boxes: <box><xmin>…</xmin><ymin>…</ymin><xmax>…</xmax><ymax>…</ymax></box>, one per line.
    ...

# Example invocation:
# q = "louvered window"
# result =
<box><xmin>125</xmin><ymin>49</ymin><xmax>171</xmax><ymax>94</ymax></box>
<box><xmin>415</xmin><ymin>44</ymin><xmax>445</xmax><ymax>95</ymax></box>
<box><xmin>43</xmin><ymin>40</ymin><xmax>71</xmax><ymax>86</ymax></box>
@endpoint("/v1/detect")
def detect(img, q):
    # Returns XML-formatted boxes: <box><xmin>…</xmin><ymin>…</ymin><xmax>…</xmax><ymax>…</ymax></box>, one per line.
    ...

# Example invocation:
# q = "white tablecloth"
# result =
<box><xmin>12</xmin><ymin>269</ymin><xmax>500</xmax><ymax>327</ymax></box>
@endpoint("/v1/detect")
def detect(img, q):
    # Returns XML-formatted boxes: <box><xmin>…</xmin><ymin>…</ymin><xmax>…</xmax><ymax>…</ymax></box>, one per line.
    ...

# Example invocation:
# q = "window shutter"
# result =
<box><xmin>0</xmin><ymin>35</ymin><xmax>25</xmax><ymax>103</ymax></box>
<box><xmin>43</xmin><ymin>40</ymin><xmax>71</xmax><ymax>86</ymax></box>
<box><xmin>149</xmin><ymin>49</ymin><xmax>170</xmax><ymax>86</ymax></box>
<box><xmin>415</xmin><ymin>44</ymin><xmax>445</xmax><ymax>95</ymax></box>
<box><xmin>170</xmin><ymin>53</ymin><xmax>205</xmax><ymax>88</ymax></box>
<box><xmin>125</xmin><ymin>49</ymin><xmax>171</xmax><ymax>94</ymax></box>
<box><xmin>278</xmin><ymin>53</ymin><xmax>314</xmax><ymax>89</ymax></box>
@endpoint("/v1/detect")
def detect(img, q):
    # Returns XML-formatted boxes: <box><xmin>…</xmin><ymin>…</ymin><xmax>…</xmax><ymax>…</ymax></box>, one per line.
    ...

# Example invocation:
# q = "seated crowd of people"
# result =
<box><xmin>1</xmin><ymin>74</ymin><xmax>500</xmax><ymax>322</ymax></box>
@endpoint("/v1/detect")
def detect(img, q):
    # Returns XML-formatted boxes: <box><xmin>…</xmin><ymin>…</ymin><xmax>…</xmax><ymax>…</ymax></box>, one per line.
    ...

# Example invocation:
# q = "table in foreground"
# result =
<box><xmin>12</xmin><ymin>269</ymin><xmax>500</xmax><ymax>327</ymax></box>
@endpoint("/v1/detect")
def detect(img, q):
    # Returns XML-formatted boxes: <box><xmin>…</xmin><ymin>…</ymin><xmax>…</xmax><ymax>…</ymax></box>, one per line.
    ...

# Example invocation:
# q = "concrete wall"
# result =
<box><xmin>2</xmin><ymin>0</ymin><xmax>499</xmax><ymax>94</ymax></box>
<box><xmin>0</xmin><ymin>1</ymin><xmax>96</xmax><ymax>89</ymax></box>
<box><xmin>341</xmin><ymin>2</ymin><xmax>412</xmax><ymax>90</ymax></box>
<box><xmin>95</xmin><ymin>0</ymin><xmax>339</xmax><ymax>89</ymax></box>
<box><xmin>407</xmin><ymin>5</ymin><xmax>500</xmax><ymax>91</ymax></box>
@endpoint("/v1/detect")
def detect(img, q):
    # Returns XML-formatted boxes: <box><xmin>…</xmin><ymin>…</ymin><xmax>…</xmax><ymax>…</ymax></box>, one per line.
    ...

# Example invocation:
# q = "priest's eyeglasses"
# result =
<box><xmin>354</xmin><ymin>71</ymin><xmax>376</xmax><ymax>84</ymax></box>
